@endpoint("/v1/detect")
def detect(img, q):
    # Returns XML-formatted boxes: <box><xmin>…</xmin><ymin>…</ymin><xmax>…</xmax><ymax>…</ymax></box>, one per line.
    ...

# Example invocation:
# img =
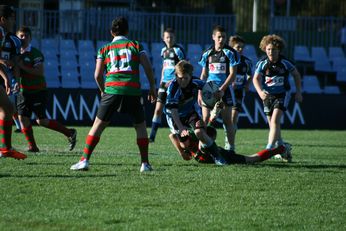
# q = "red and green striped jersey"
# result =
<box><xmin>97</xmin><ymin>36</ymin><xmax>144</xmax><ymax>96</ymax></box>
<box><xmin>19</xmin><ymin>46</ymin><xmax>46</xmax><ymax>93</ymax></box>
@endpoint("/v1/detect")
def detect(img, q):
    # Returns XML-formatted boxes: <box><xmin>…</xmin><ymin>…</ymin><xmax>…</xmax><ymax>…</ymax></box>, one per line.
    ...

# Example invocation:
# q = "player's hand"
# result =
<box><xmin>214</xmin><ymin>89</ymin><xmax>224</xmax><ymax>100</ymax></box>
<box><xmin>295</xmin><ymin>92</ymin><xmax>303</xmax><ymax>103</ymax></box>
<box><xmin>179</xmin><ymin>129</ymin><xmax>189</xmax><ymax>137</ymax></box>
<box><xmin>259</xmin><ymin>90</ymin><xmax>269</xmax><ymax>101</ymax></box>
<box><xmin>148</xmin><ymin>86</ymin><xmax>157</xmax><ymax>103</ymax></box>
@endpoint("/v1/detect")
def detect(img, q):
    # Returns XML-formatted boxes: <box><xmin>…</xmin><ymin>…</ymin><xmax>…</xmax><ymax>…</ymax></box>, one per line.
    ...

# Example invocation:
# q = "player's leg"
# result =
<box><xmin>0</xmin><ymin>87</ymin><xmax>26</xmax><ymax>160</ymax></box>
<box><xmin>245</xmin><ymin>145</ymin><xmax>287</xmax><ymax>163</ymax></box>
<box><xmin>149</xmin><ymin>101</ymin><xmax>164</xmax><ymax>142</ymax></box>
<box><xmin>267</xmin><ymin>108</ymin><xmax>283</xmax><ymax>149</ymax></box>
<box><xmin>194</xmin><ymin>120</ymin><xmax>226</xmax><ymax>165</ymax></box>
<box><xmin>220</xmin><ymin>106</ymin><xmax>235</xmax><ymax>152</ymax></box>
<box><xmin>201</xmin><ymin>105</ymin><xmax>211</xmax><ymax>125</ymax></box>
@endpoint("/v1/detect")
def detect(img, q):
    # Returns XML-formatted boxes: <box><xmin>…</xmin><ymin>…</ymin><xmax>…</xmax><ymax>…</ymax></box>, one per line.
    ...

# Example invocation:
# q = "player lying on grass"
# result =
<box><xmin>169</xmin><ymin>125</ymin><xmax>291</xmax><ymax>164</ymax></box>
<box><xmin>164</xmin><ymin>60</ymin><xmax>227</xmax><ymax>165</ymax></box>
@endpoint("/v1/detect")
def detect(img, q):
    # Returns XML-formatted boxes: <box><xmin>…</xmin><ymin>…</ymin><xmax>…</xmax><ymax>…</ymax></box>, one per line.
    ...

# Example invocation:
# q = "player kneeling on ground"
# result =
<box><xmin>165</xmin><ymin>60</ymin><xmax>226</xmax><ymax>165</ymax></box>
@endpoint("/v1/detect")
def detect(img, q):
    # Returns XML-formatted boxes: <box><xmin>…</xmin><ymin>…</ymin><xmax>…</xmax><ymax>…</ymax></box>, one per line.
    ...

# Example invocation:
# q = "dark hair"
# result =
<box><xmin>111</xmin><ymin>16</ymin><xmax>128</xmax><ymax>36</ymax></box>
<box><xmin>212</xmin><ymin>25</ymin><xmax>225</xmax><ymax>34</ymax></box>
<box><xmin>0</xmin><ymin>5</ymin><xmax>14</xmax><ymax>19</ymax></box>
<box><xmin>164</xmin><ymin>27</ymin><xmax>175</xmax><ymax>34</ymax></box>
<box><xmin>17</xmin><ymin>26</ymin><xmax>32</xmax><ymax>38</ymax></box>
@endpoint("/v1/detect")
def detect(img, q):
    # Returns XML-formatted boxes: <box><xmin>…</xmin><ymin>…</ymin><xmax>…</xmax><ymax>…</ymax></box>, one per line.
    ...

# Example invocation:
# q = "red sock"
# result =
<box><xmin>137</xmin><ymin>138</ymin><xmax>149</xmax><ymax>163</ymax></box>
<box><xmin>22</xmin><ymin>125</ymin><xmax>38</xmax><ymax>149</ymax></box>
<box><xmin>82</xmin><ymin>135</ymin><xmax>100</xmax><ymax>160</ymax></box>
<box><xmin>257</xmin><ymin>145</ymin><xmax>286</xmax><ymax>161</ymax></box>
<box><xmin>47</xmin><ymin>120</ymin><xmax>71</xmax><ymax>137</ymax></box>
<box><xmin>0</xmin><ymin>119</ymin><xmax>12</xmax><ymax>150</ymax></box>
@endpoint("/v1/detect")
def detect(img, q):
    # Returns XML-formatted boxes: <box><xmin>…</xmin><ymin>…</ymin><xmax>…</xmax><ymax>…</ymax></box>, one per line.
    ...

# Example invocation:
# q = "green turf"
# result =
<box><xmin>1</xmin><ymin>127</ymin><xmax>345</xmax><ymax>230</ymax></box>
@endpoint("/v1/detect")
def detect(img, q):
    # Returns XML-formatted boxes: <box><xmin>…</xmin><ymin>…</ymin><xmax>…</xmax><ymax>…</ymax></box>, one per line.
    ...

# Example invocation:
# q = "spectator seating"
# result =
<box><xmin>44</xmin><ymin>59</ymin><xmax>60</xmax><ymax>88</ymax></box>
<box><xmin>324</xmin><ymin>85</ymin><xmax>340</xmax><ymax>94</ymax></box>
<box><xmin>302</xmin><ymin>75</ymin><xmax>322</xmax><ymax>93</ymax></box>
<box><xmin>336</xmin><ymin>67</ymin><xmax>346</xmax><ymax>83</ymax></box>
<box><xmin>293</xmin><ymin>45</ymin><xmax>313</xmax><ymax>62</ymax></box>
<box><xmin>311</xmin><ymin>46</ymin><xmax>333</xmax><ymax>72</ymax></box>
<box><xmin>328</xmin><ymin>46</ymin><xmax>345</xmax><ymax>61</ymax></box>
<box><xmin>78</xmin><ymin>40</ymin><xmax>95</xmax><ymax>54</ymax></box>
<box><xmin>96</xmin><ymin>40</ymin><xmax>108</xmax><ymax>50</ymax></box>
<box><xmin>61</xmin><ymin>67</ymin><xmax>80</xmax><ymax>88</ymax></box>
<box><xmin>187</xmin><ymin>43</ymin><xmax>203</xmax><ymax>76</ymax></box>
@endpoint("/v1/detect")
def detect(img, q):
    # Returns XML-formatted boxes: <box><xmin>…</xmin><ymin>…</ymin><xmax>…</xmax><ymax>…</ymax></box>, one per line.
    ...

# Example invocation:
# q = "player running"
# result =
<box><xmin>0</xmin><ymin>5</ymin><xmax>26</xmax><ymax>160</ymax></box>
<box><xmin>253</xmin><ymin>34</ymin><xmax>302</xmax><ymax>162</ymax></box>
<box><xmin>149</xmin><ymin>28</ymin><xmax>185</xmax><ymax>142</ymax></box>
<box><xmin>16</xmin><ymin>26</ymin><xmax>77</xmax><ymax>153</ymax></box>
<box><xmin>70</xmin><ymin>16</ymin><xmax>157</xmax><ymax>172</ymax></box>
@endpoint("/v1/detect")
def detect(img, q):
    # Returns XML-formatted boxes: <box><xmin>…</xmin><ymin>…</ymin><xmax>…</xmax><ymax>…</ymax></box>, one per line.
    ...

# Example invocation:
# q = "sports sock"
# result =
<box><xmin>13</xmin><ymin>113</ymin><xmax>21</xmax><ymax>130</ymax></box>
<box><xmin>149</xmin><ymin>116</ymin><xmax>161</xmax><ymax>140</ymax></box>
<box><xmin>257</xmin><ymin>145</ymin><xmax>285</xmax><ymax>161</ymax></box>
<box><xmin>137</xmin><ymin>138</ymin><xmax>149</xmax><ymax>163</ymax></box>
<box><xmin>82</xmin><ymin>135</ymin><xmax>100</xmax><ymax>160</ymax></box>
<box><xmin>22</xmin><ymin>126</ymin><xmax>38</xmax><ymax>149</ymax></box>
<box><xmin>0</xmin><ymin>119</ymin><xmax>12</xmax><ymax>150</ymax></box>
<box><xmin>47</xmin><ymin>120</ymin><xmax>71</xmax><ymax>137</ymax></box>
<box><xmin>266</xmin><ymin>143</ymin><xmax>275</xmax><ymax>150</ymax></box>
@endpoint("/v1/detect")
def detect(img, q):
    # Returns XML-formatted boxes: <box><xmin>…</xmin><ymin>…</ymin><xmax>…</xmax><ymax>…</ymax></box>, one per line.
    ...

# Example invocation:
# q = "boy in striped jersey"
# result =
<box><xmin>253</xmin><ymin>34</ymin><xmax>302</xmax><ymax>162</ymax></box>
<box><xmin>71</xmin><ymin>17</ymin><xmax>157</xmax><ymax>172</ymax></box>
<box><xmin>16</xmin><ymin>26</ymin><xmax>77</xmax><ymax>153</ymax></box>
<box><xmin>0</xmin><ymin>5</ymin><xmax>27</xmax><ymax>160</ymax></box>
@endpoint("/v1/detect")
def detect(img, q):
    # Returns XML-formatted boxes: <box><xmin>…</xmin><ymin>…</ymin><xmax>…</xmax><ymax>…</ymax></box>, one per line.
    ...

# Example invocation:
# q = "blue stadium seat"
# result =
<box><xmin>61</xmin><ymin>68</ymin><xmax>80</xmax><ymax>88</ymax></box>
<box><xmin>78</xmin><ymin>40</ymin><xmax>95</xmax><ymax>54</ymax></box>
<box><xmin>328</xmin><ymin>47</ymin><xmax>345</xmax><ymax>61</ymax></box>
<box><xmin>331</xmin><ymin>57</ymin><xmax>346</xmax><ymax>72</ymax></box>
<box><xmin>44</xmin><ymin>60</ymin><xmax>61</xmax><ymax>88</ymax></box>
<box><xmin>336</xmin><ymin>67</ymin><xmax>346</xmax><ymax>83</ymax></box>
<box><xmin>323</xmin><ymin>85</ymin><xmax>340</xmax><ymax>94</ymax></box>
<box><xmin>311</xmin><ymin>47</ymin><xmax>333</xmax><ymax>72</ymax></box>
<box><xmin>293</xmin><ymin>45</ymin><xmax>313</xmax><ymax>62</ymax></box>
<box><xmin>41</xmin><ymin>38</ymin><xmax>58</xmax><ymax>52</ymax></box>
<box><xmin>187</xmin><ymin>43</ymin><xmax>203</xmax><ymax>77</ymax></box>
<box><xmin>31</xmin><ymin>38</ymin><xmax>40</xmax><ymax>49</ymax></box>
<box><xmin>80</xmin><ymin>68</ymin><xmax>97</xmax><ymax>89</ymax></box>
<box><xmin>243</xmin><ymin>44</ymin><xmax>258</xmax><ymax>66</ymax></box>
<box><xmin>302</xmin><ymin>75</ymin><xmax>322</xmax><ymax>93</ymax></box>
<box><xmin>96</xmin><ymin>40</ymin><xmax>108</xmax><ymax>50</ymax></box>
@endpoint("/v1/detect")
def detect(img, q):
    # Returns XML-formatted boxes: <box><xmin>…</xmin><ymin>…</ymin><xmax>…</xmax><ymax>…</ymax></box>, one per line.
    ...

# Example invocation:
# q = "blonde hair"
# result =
<box><xmin>175</xmin><ymin>60</ymin><xmax>193</xmax><ymax>77</ymax></box>
<box><xmin>259</xmin><ymin>34</ymin><xmax>286</xmax><ymax>52</ymax></box>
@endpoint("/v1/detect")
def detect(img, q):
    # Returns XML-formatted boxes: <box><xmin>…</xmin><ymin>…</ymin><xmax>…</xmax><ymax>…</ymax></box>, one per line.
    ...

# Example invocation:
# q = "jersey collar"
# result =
<box><xmin>112</xmin><ymin>36</ymin><xmax>127</xmax><ymax>42</ymax></box>
<box><xmin>21</xmin><ymin>44</ymin><xmax>32</xmax><ymax>54</ymax></box>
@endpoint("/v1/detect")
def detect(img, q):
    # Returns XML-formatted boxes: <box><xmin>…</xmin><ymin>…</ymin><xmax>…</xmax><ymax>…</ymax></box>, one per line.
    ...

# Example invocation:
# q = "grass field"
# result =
<box><xmin>1</xmin><ymin>127</ymin><xmax>345</xmax><ymax>230</ymax></box>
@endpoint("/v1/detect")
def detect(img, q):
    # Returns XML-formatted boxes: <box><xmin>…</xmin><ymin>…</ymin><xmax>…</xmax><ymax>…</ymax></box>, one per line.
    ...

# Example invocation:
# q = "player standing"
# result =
<box><xmin>210</xmin><ymin>35</ymin><xmax>253</xmax><ymax>150</ymax></box>
<box><xmin>149</xmin><ymin>28</ymin><xmax>185</xmax><ymax>142</ymax></box>
<box><xmin>198</xmin><ymin>25</ymin><xmax>240</xmax><ymax>153</ymax></box>
<box><xmin>253</xmin><ymin>34</ymin><xmax>302</xmax><ymax>161</ymax></box>
<box><xmin>70</xmin><ymin>16</ymin><xmax>157</xmax><ymax>172</ymax></box>
<box><xmin>0</xmin><ymin>5</ymin><xmax>26</xmax><ymax>159</ymax></box>
<box><xmin>16</xmin><ymin>26</ymin><xmax>77</xmax><ymax>152</ymax></box>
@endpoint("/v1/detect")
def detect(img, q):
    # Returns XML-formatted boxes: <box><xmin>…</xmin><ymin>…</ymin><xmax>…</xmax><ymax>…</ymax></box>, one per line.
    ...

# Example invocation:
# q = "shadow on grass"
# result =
<box><xmin>244</xmin><ymin>162</ymin><xmax>346</xmax><ymax>170</ymax></box>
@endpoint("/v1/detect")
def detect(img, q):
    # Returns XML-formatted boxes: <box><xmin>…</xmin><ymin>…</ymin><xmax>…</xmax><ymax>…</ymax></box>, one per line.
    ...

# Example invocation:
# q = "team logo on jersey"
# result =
<box><xmin>24</xmin><ymin>57</ymin><xmax>30</xmax><ymax>62</ymax></box>
<box><xmin>220</xmin><ymin>57</ymin><xmax>225</xmax><ymax>62</ymax></box>
<box><xmin>169</xmin><ymin>52</ymin><xmax>174</xmax><ymax>58</ymax></box>
<box><xmin>209</xmin><ymin>63</ymin><xmax>226</xmax><ymax>74</ymax></box>
<box><xmin>265</xmin><ymin>75</ymin><xmax>284</xmax><ymax>87</ymax></box>
<box><xmin>4</xmin><ymin>42</ymin><xmax>11</xmax><ymax>48</ymax></box>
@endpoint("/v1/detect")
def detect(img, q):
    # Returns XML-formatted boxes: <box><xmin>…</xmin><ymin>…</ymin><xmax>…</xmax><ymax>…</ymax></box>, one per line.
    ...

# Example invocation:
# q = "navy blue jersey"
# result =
<box><xmin>198</xmin><ymin>45</ymin><xmax>240</xmax><ymax>86</ymax></box>
<box><xmin>234</xmin><ymin>55</ymin><xmax>253</xmax><ymax>90</ymax></box>
<box><xmin>161</xmin><ymin>44</ymin><xmax>186</xmax><ymax>83</ymax></box>
<box><xmin>255</xmin><ymin>56</ymin><xmax>294</xmax><ymax>94</ymax></box>
<box><xmin>165</xmin><ymin>77</ymin><xmax>205</xmax><ymax>118</ymax></box>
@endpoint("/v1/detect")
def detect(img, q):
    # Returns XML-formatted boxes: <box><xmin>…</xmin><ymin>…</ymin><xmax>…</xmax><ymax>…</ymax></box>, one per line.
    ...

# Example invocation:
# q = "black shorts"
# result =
<box><xmin>96</xmin><ymin>93</ymin><xmax>145</xmax><ymax>124</ymax></box>
<box><xmin>263</xmin><ymin>93</ymin><xmax>288</xmax><ymax>116</ymax></box>
<box><xmin>157</xmin><ymin>82</ymin><xmax>168</xmax><ymax>103</ymax></box>
<box><xmin>17</xmin><ymin>91</ymin><xmax>47</xmax><ymax>119</ymax></box>
<box><xmin>232</xmin><ymin>89</ymin><xmax>244</xmax><ymax>111</ymax></box>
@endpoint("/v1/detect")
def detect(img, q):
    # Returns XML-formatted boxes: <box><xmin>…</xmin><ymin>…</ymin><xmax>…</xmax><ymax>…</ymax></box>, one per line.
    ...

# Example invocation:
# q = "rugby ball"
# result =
<box><xmin>202</xmin><ymin>81</ymin><xmax>219</xmax><ymax>108</ymax></box>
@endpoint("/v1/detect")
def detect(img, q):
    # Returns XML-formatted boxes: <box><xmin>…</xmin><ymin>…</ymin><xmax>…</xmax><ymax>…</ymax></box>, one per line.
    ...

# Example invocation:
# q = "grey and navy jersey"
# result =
<box><xmin>1</xmin><ymin>31</ymin><xmax>21</xmax><ymax>61</ymax></box>
<box><xmin>234</xmin><ymin>55</ymin><xmax>253</xmax><ymax>90</ymax></box>
<box><xmin>198</xmin><ymin>45</ymin><xmax>240</xmax><ymax>86</ymax></box>
<box><xmin>255</xmin><ymin>56</ymin><xmax>294</xmax><ymax>94</ymax></box>
<box><xmin>161</xmin><ymin>44</ymin><xmax>186</xmax><ymax>83</ymax></box>
<box><xmin>165</xmin><ymin>77</ymin><xmax>205</xmax><ymax>118</ymax></box>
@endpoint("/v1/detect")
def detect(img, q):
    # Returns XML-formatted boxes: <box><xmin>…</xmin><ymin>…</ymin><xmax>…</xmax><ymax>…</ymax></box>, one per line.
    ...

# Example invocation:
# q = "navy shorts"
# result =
<box><xmin>263</xmin><ymin>92</ymin><xmax>289</xmax><ymax>116</ymax></box>
<box><xmin>17</xmin><ymin>91</ymin><xmax>47</xmax><ymax>119</ymax></box>
<box><xmin>96</xmin><ymin>93</ymin><xmax>145</xmax><ymax>124</ymax></box>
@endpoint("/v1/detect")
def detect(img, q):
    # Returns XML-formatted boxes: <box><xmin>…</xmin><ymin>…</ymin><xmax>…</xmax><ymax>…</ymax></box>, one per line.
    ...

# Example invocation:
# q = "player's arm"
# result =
<box><xmin>168</xmin><ymin>133</ymin><xmax>191</xmax><ymax>160</ymax></box>
<box><xmin>253</xmin><ymin>72</ymin><xmax>268</xmax><ymax>101</ymax></box>
<box><xmin>0</xmin><ymin>64</ymin><xmax>10</xmax><ymax>94</ymax></box>
<box><xmin>17</xmin><ymin>57</ymin><xmax>44</xmax><ymax>76</ymax></box>
<box><xmin>94</xmin><ymin>58</ymin><xmax>105</xmax><ymax>94</ymax></box>
<box><xmin>140</xmin><ymin>52</ymin><xmax>157</xmax><ymax>103</ymax></box>
<box><xmin>291</xmin><ymin>68</ymin><xmax>303</xmax><ymax>103</ymax></box>
<box><xmin>220</xmin><ymin>65</ymin><xmax>237</xmax><ymax>92</ymax></box>
<box><xmin>198</xmin><ymin>67</ymin><xmax>208</xmax><ymax>105</ymax></box>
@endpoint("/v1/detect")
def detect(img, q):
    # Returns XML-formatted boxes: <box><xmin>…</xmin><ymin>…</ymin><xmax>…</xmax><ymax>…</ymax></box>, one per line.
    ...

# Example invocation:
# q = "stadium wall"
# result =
<box><xmin>37</xmin><ymin>89</ymin><xmax>346</xmax><ymax>130</ymax></box>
